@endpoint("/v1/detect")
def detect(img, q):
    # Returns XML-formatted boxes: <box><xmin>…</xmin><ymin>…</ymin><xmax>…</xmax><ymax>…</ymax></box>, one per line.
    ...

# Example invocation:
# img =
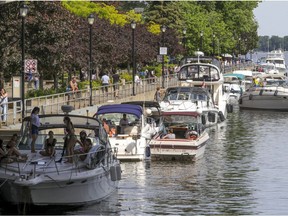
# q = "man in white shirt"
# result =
<box><xmin>101</xmin><ymin>73</ymin><xmax>110</xmax><ymax>96</ymax></box>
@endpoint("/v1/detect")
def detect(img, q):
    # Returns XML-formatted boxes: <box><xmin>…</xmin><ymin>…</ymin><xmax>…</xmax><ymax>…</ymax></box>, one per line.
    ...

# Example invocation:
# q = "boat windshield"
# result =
<box><xmin>97</xmin><ymin>113</ymin><xmax>140</xmax><ymax>126</ymax></box>
<box><xmin>178</xmin><ymin>65</ymin><xmax>220</xmax><ymax>81</ymax></box>
<box><xmin>163</xmin><ymin>115</ymin><xmax>198</xmax><ymax>124</ymax></box>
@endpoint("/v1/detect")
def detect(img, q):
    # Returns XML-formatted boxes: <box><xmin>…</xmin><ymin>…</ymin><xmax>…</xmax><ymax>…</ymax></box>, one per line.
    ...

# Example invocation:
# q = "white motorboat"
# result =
<box><xmin>223</xmin><ymin>73</ymin><xmax>245</xmax><ymax>103</ymax></box>
<box><xmin>172</xmin><ymin>57</ymin><xmax>232</xmax><ymax>125</ymax></box>
<box><xmin>239</xmin><ymin>74</ymin><xmax>288</xmax><ymax>110</ymax></box>
<box><xmin>265</xmin><ymin>49</ymin><xmax>287</xmax><ymax>74</ymax></box>
<box><xmin>160</xmin><ymin>86</ymin><xmax>224</xmax><ymax>128</ymax></box>
<box><xmin>0</xmin><ymin>109</ymin><xmax>121</xmax><ymax>206</ymax></box>
<box><xmin>149</xmin><ymin>110</ymin><xmax>209</xmax><ymax>161</ymax></box>
<box><xmin>94</xmin><ymin>103</ymin><xmax>159</xmax><ymax>161</ymax></box>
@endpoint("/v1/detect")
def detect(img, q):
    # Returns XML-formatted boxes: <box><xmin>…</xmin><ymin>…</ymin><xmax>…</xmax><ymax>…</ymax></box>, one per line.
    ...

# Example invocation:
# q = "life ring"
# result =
<box><xmin>189</xmin><ymin>134</ymin><xmax>198</xmax><ymax>140</ymax></box>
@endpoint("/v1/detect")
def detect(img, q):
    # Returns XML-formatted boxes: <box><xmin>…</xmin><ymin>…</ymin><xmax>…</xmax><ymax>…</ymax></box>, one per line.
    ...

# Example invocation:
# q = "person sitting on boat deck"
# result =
<box><xmin>109</xmin><ymin>125</ymin><xmax>116</xmax><ymax>137</ymax></box>
<box><xmin>163</xmin><ymin>129</ymin><xmax>176</xmax><ymax>139</ymax></box>
<box><xmin>0</xmin><ymin>139</ymin><xmax>13</xmax><ymax>163</ymax></box>
<box><xmin>6</xmin><ymin>134</ymin><xmax>27</xmax><ymax>162</ymax></box>
<box><xmin>74</xmin><ymin>131</ymin><xmax>92</xmax><ymax>161</ymax></box>
<box><xmin>185</xmin><ymin>130</ymin><xmax>198</xmax><ymax>140</ymax></box>
<box><xmin>119</xmin><ymin>114</ymin><xmax>129</xmax><ymax>134</ymax></box>
<box><xmin>40</xmin><ymin>131</ymin><xmax>56</xmax><ymax>157</ymax></box>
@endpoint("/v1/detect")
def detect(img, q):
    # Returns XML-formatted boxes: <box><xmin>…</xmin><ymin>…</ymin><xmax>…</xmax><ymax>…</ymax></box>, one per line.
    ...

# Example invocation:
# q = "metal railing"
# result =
<box><xmin>0</xmin><ymin>76</ymin><xmax>178</xmax><ymax>127</ymax></box>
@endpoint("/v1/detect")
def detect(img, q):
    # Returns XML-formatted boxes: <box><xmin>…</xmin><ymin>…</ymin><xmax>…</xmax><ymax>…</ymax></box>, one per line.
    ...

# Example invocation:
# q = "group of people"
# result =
<box><xmin>0</xmin><ymin>106</ymin><xmax>93</xmax><ymax>164</ymax></box>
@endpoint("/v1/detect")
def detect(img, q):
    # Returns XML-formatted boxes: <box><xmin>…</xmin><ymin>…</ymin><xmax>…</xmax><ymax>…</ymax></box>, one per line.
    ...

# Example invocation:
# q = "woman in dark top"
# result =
<box><xmin>40</xmin><ymin>131</ymin><xmax>56</xmax><ymax>157</ymax></box>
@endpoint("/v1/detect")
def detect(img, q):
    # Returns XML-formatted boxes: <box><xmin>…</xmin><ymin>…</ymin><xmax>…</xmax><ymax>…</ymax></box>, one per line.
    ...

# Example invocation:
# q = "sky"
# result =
<box><xmin>253</xmin><ymin>1</ymin><xmax>288</xmax><ymax>37</ymax></box>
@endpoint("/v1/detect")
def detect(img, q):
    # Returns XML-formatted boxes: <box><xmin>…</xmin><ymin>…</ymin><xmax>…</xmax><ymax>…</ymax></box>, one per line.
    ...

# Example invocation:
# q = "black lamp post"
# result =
<box><xmin>238</xmin><ymin>37</ymin><xmax>241</xmax><ymax>69</ymax></box>
<box><xmin>212</xmin><ymin>33</ymin><xmax>215</xmax><ymax>57</ymax></box>
<box><xmin>200</xmin><ymin>31</ymin><xmax>203</xmax><ymax>51</ymax></box>
<box><xmin>131</xmin><ymin>21</ymin><xmax>136</xmax><ymax>96</ymax></box>
<box><xmin>20</xmin><ymin>4</ymin><xmax>28</xmax><ymax>119</ymax></box>
<box><xmin>88</xmin><ymin>14</ymin><xmax>94</xmax><ymax>106</ymax></box>
<box><xmin>161</xmin><ymin>25</ymin><xmax>166</xmax><ymax>89</ymax></box>
<box><xmin>183</xmin><ymin>28</ymin><xmax>187</xmax><ymax>58</ymax></box>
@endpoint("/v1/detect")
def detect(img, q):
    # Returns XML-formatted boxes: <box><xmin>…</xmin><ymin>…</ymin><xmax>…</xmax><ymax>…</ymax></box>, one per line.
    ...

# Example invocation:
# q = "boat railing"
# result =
<box><xmin>0</xmin><ymin>146</ymin><xmax>110</xmax><ymax>178</ymax></box>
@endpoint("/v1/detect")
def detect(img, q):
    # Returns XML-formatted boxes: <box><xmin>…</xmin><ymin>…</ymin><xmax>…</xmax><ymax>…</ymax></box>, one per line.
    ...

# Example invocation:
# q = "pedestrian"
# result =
<box><xmin>0</xmin><ymin>88</ymin><xmax>8</xmax><ymax>123</ymax></box>
<box><xmin>112</xmin><ymin>70</ymin><xmax>120</xmax><ymax>98</ymax></box>
<box><xmin>154</xmin><ymin>87</ymin><xmax>161</xmax><ymax>103</ymax></box>
<box><xmin>135</xmin><ymin>74</ymin><xmax>141</xmax><ymax>86</ymax></box>
<box><xmin>101</xmin><ymin>73</ymin><xmax>110</xmax><ymax>96</ymax></box>
<box><xmin>34</xmin><ymin>73</ymin><xmax>39</xmax><ymax>90</ymax></box>
<box><xmin>30</xmin><ymin>106</ymin><xmax>40</xmax><ymax>153</ymax></box>
<box><xmin>67</xmin><ymin>76</ymin><xmax>78</xmax><ymax>99</ymax></box>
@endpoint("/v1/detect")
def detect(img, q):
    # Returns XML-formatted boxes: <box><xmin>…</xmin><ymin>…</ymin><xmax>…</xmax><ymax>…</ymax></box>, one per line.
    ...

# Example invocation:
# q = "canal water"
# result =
<box><xmin>1</xmin><ymin>106</ymin><xmax>288</xmax><ymax>215</ymax></box>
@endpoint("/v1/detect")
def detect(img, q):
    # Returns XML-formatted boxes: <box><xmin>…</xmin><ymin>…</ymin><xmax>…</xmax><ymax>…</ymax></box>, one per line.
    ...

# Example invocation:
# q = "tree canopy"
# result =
<box><xmin>0</xmin><ymin>1</ymin><xmax>260</xmax><ymax>88</ymax></box>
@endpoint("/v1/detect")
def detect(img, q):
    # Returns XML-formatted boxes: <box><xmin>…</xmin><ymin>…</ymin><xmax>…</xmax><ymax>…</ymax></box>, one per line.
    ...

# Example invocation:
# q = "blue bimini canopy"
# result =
<box><xmin>95</xmin><ymin>104</ymin><xmax>143</xmax><ymax>119</ymax></box>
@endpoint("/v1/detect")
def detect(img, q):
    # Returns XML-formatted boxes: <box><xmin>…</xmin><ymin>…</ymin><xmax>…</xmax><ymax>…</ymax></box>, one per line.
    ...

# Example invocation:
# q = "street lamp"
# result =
<box><xmin>20</xmin><ymin>4</ymin><xmax>28</xmax><ymax>119</ymax></box>
<box><xmin>131</xmin><ymin>21</ymin><xmax>136</xmax><ymax>96</ymax></box>
<box><xmin>200</xmin><ymin>31</ymin><xmax>203</xmax><ymax>51</ymax></box>
<box><xmin>161</xmin><ymin>25</ymin><xmax>166</xmax><ymax>89</ymax></box>
<box><xmin>238</xmin><ymin>37</ymin><xmax>241</xmax><ymax>69</ymax></box>
<box><xmin>212</xmin><ymin>33</ymin><xmax>215</xmax><ymax>57</ymax></box>
<box><xmin>88</xmin><ymin>14</ymin><xmax>94</xmax><ymax>106</ymax></box>
<box><xmin>183</xmin><ymin>28</ymin><xmax>187</xmax><ymax>58</ymax></box>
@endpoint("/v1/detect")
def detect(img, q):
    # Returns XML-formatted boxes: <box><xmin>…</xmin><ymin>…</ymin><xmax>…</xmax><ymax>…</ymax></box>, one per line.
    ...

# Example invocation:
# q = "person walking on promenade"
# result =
<box><xmin>112</xmin><ymin>70</ymin><xmax>120</xmax><ymax>98</ymax></box>
<box><xmin>30</xmin><ymin>106</ymin><xmax>40</xmax><ymax>153</ymax></box>
<box><xmin>101</xmin><ymin>73</ymin><xmax>110</xmax><ymax>96</ymax></box>
<box><xmin>68</xmin><ymin>76</ymin><xmax>79</xmax><ymax>99</ymax></box>
<box><xmin>0</xmin><ymin>88</ymin><xmax>8</xmax><ymax>123</ymax></box>
<box><xmin>154</xmin><ymin>87</ymin><xmax>161</xmax><ymax>103</ymax></box>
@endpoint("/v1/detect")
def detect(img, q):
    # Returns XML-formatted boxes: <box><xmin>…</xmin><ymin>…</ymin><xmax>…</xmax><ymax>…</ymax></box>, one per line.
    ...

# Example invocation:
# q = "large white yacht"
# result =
<box><xmin>265</xmin><ymin>49</ymin><xmax>286</xmax><ymax>74</ymax></box>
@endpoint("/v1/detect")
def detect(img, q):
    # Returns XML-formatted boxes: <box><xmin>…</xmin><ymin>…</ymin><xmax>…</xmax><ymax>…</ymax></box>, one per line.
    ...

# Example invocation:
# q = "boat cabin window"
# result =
<box><xmin>178</xmin><ymin>65</ymin><xmax>220</xmax><ymax>81</ymax></box>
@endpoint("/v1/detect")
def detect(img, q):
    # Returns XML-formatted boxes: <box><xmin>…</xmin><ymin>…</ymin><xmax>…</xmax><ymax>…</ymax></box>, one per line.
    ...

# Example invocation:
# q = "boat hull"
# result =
<box><xmin>109</xmin><ymin>136</ymin><xmax>149</xmax><ymax>161</ymax></box>
<box><xmin>149</xmin><ymin>133</ymin><xmax>209</xmax><ymax>161</ymax></box>
<box><xmin>0</xmin><ymin>164</ymin><xmax>119</xmax><ymax>206</ymax></box>
<box><xmin>239</xmin><ymin>87</ymin><xmax>288</xmax><ymax>111</ymax></box>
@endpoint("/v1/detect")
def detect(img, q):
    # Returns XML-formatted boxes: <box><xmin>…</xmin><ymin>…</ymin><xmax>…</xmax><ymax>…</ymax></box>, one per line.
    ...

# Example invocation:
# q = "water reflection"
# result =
<box><xmin>2</xmin><ymin>107</ymin><xmax>288</xmax><ymax>214</ymax></box>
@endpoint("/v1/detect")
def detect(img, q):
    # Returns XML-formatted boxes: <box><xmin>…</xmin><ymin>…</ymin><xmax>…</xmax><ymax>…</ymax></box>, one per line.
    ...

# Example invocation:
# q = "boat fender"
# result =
<box><xmin>145</xmin><ymin>145</ymin><xmax>151</xmax><ymax>158</ymax></box>
<box><xmin>218</xmin><ymin>111</ymin><xmax>225</xmax><ymax>122</ymax></box>
<box><xmin>116</xmin><ymin>164</ymin><xmax>122</xmax><ymax>180</ymax></box>
<box><xmin>125</xmin><ymin>142</ymin><xmax>136</xmax><ymax>153</ymax></box>
<box><xmin>259</xmin><ymin>89</ymin><xmax>264</xmax><ymax>96</ymax></box>
<box><xmin>110</xmin><ymin>166</ymin><xmax>117</xmax><ymax>181</ymax></box>
<box><xmin>201</xmin><ymin>115</ymin><xmax>206</xmax><ymax>125</ymax></box>
<box><xmin>249</xmin><ymin>94</ymin><xmax>253</xmax><ymax>100</ymax></box>
<box><xmin>274</xmin><ymin>90</ymin><xmax>278</xmax><ymax>96</ymax></box>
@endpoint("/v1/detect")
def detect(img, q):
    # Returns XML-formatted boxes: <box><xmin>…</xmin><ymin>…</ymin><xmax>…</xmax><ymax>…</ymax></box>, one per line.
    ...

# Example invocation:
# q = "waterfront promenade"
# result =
<box><xmin>0</xmin><ymin>76</ymin><xmax>177</xmax><ymax>143</ymax></box>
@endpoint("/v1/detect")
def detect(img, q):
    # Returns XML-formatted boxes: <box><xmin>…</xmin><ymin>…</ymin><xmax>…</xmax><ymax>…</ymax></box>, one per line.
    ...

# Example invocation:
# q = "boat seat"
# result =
<box><xmin>123</xmin><ymin>126</ymin><xmax>139</xmax><ymax>135</ymax></box>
